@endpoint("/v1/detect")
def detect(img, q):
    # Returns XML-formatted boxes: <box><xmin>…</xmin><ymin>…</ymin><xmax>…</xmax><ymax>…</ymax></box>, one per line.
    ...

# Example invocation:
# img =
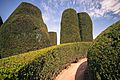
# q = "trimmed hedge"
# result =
<box><xmin>77</xmin><ymin>12</ymin><xmax>93</xmax><ymax>41</ymax></box>
<box><xmin>0</xmin><ymin>2</ymin><xmax>50</xmax><ymax>58</ymax></box>
<box><xmin>0</xmin><ymin>16</ymin><xmax>3</xmax><ymax>26</ymax></box>
<box><xmin>49</xmin><ymin>32</ymin><xmax>57</xmax><ymax>46</ymax></box>
<box><xmin>60</xmin><ymin>8</ymin><xmax>81</xmax><ymax>44</ymax></box>
<box><xmin>87</xmin><ymin>20</ymin><xmax>120</xmax><ymax>80</ymax></box>
<box><xmin>9</xmin><ymin>2</ymin><xmax>42</xmax><ymax>21</ymax></box>
<box><xmin>0</xmin><ymin>42</ymin><xmax>91</xmax><ymax>80</ymax></box>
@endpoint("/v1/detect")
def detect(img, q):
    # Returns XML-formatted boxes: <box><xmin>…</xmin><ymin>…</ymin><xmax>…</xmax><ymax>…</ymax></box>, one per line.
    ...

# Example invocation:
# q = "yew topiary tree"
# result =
<box><xmin>49</xmin><ymin>32</ymin><xmax>57</xmax><ymax>46</ymax></box>
<box><xmin>77</xmin><ymin>12</ymin><xmax>93</xmax><ymax>41</ymax></box>
<box><xmin>60</xmin><ymin>8</ymin><xmax>81</xmax><ymax>44</ymax></box>
<box><xmin>87</xmin><ymin>20</ymin><xmax>120</xmax><ymax>80</ymax></box>
<box><xmin>0</xmin><ymin>2</ymin><xmax>50</xmax><ymax>58</ymax></box>
<box><xmin>0</xmin><ymin>16</ymin><xmax>3</xmax><ymax>26</ymax></box>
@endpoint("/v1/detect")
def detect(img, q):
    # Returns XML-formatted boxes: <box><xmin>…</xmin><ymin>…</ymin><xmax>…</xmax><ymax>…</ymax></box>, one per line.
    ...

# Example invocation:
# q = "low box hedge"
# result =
<box><xmin>0</xmin><ymin>42</ymin><xmax>91</xmax><ymax>80</ymax></box>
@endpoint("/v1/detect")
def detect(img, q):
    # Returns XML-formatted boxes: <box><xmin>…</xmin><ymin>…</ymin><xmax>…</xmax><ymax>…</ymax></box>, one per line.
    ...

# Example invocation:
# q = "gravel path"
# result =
<box><xmin>55</xmin><ymin>58</ymin><xmax>87</xmax><ymax>80</ymax></box>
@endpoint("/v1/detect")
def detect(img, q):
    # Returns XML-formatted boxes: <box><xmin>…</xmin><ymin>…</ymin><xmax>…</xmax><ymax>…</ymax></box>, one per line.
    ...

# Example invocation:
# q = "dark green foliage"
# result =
<box><xmin>60</xmin><ymin>8</ymin><xmax>81</xmax><ymax>44</ymax></box>
<box><xmin>87</xmin><ymin>20</ymin><xmax>120</xmax><ymax>80</ymax></box>
<box><xmin>0</xmin><ymin>2</ymin><xmax>50</xmax><ymax>58</ymax></box>
<box><xmin>49</xmin><ymin>32</ymin><xmax>57</xmax><ymax>46</ymax></box>
<box><xmin>0</xmin><ymin>16</ymin><xmax>3</xmax><ymax>26</ymax></box>
<box><xmin>77</xmin><ymin>12</ymin><xmax>93</xmax><ymax>41</ymax></box>
<box><xmin>9</xmin><ymin>2</ymin><xmax>42</xmax><ymax>20</ymax></box>
<box><xmin>0</xmin><ymin>42</ymin><xmax>91</xmax><ymax>80</ymax></box>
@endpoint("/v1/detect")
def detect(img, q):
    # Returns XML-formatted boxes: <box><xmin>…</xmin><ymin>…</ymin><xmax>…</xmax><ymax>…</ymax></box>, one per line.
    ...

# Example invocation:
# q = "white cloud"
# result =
<box><xmin>101</xmin><ymin>0</ymin><xmax>120</xmax><ymax>15</ymax></box>
<box><xmin>41</xmin><ymin>2</ymin><xmax>49</xmax><ymax>12</ymax></box>
<box><xmin>75</xmin><ymin>0</ymin><xmax>120</xmax><ymax>17</ymax></box>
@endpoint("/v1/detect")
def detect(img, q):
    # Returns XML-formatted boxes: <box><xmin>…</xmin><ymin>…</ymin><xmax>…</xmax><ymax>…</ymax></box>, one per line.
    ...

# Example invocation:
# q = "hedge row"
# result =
<box><xmin>77</xmin><ymin>12</ymin><xmax>93</xmax><ymax>41</ymax></box>
<box><xmin>87</xmin><ymin>20</ymin><xmax>120</xmax><ymax>80</ymax></box>
<box><xmin>0</xmin><ymin>2</ymin><xmax>50</xmax><ymax>58</ymax></box>
<box><xmin>0</xmin><ymin>42</ymin><xmax>91</xmax><ymax>80</ymax></box>
<box><xmin>0</xmin><ymin>16</ymin><xmax>3</xmax><ymax>27</ymax></box>
<box><xmin>49</xmin><ymin>32</ymin><xmax>57</xmax><ymax>46</ymax></box>
<box><xmin>60</xmin><ymin>8</ymin><xmax>81</xmax><ymax>43</ymax></box>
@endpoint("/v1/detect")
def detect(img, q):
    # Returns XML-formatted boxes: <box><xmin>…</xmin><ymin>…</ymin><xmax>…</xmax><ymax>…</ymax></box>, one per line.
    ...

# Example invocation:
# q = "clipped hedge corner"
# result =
<box><xmin>0</xmin><ymin>42</ymin><xmax>91</xmax><ymax>80</ymax></box>
<box><xmin>60</xmin><ymin>8</ymin><xmax>81</xmax><ymax>44</ymax></box>
<box><xmin>87</xmin><ymin>20</ymin><xmax>120</xmax><ymax>80</ymax></box>
<box><xmin>77</xmin><ymin>12</ymin><xmax>93</xmax><ymax>41</ymax></box>
<box><xmin>0</xmin><ymin>2</ymin><xmax>50</xmax><ymax>58</ymax></box>
<box><xmin>49</xmin><ymin>32</ymin><xmax>57</xmax><ymax>46</ymax></box>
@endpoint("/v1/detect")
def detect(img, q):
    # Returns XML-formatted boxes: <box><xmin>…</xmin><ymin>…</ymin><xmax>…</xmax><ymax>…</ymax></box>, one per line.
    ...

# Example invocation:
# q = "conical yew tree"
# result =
<box><xmin>0</xmin><ymin>2</ymin><xmax>50</xmax><ymax>58</ymax></box>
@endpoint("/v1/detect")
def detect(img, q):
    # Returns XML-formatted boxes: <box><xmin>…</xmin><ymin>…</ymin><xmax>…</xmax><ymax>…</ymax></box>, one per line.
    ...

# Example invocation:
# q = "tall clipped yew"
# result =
<box><xmin>49</xmin><ymin>32</ymin><xmax>57</xmax><ymax>46</ymax></box>
<box><xmin>77</xmin><ymin>12</ymin><xmax>93</xmax><ymax>41</ymax></box>
<box><xmin>87</xmin><ymin>20</ymin><xmax>120</xmax><ymax>80</ymax></box>
<box><xmin>60</xmin><ymin>8</ymin><xmax>81</xmax><ymax>44</ymax></box>
<box><xmin>0</xmin><ymin>2</ymin><xmax>50</xmax><ymax>58</ymax></box>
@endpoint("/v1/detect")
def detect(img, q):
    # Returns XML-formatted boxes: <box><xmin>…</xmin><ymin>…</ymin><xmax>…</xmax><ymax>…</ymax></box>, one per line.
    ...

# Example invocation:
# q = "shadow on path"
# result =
<box><xmin>55</xmin><ymin>58</ymin><xmax>87</xmax><ymax>80</ymax></box>
<box><xmin>75</xmin><ymin>61</ymin><xmax>87</xmax><ymax>80</ymax></box>
<box><xmin>75</xmin><ymin>61</ymin><xmax>93</xmax><ymax>80</ymax></box>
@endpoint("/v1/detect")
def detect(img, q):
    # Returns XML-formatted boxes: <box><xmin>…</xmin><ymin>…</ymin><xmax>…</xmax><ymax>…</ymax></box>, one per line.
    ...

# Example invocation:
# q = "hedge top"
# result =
<box><xmin>95</xmin><ymin>20</ymin><xmax>120</xmax><ymax>41</ymax></box>
<box><xmin>77</xmin><ymin>12</ymin><xmax>92</xmax><ymax>22</ymax></box>
<box><xmin>9</xmin><ymin>2</ymin><xmax>42</xmax><ymax>19</ymax></box>
<box><xmin>77</xmin><ymin>12</ymin><xmax>90</xmax><ymax>16</ymax></box>
<box><xmin>87</xmin><ymin>20</ymin><xmax>120</xmax><ymax>80</ymax></box>
<box><xmin>49</xmin><ymin>31</ymin><xmax>56</xmax><ymax>33</ymax></box>
<box><xmin>48</xmin><ymin>32</ymin><xmax>57</xmax><ymax>37</ymax></box>
<box><xmin>62</xmin><ymin>8</ymin><xmax>77</xmax><ymax>14</ymax></box>
<box><xmin>8</xmin><ymin>2</ymin><xmax>47</xmax><ymax>31</ymax></box>
<box><xmin>61</xmin><ymin>8</ymin><xmax>77</xmax><ymax>23</ymax></box>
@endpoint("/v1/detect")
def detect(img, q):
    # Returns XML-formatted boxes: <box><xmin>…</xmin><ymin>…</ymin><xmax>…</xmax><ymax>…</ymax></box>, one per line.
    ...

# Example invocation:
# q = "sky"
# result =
<box><xmin>0</xmin><ymin>0</ymin><xmax>120</xmax><ymax>44</ymax></box>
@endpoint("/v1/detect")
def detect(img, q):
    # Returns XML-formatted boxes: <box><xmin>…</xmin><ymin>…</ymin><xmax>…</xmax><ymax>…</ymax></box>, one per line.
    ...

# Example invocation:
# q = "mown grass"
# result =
<box><xmin>0</xmin><ymin>42</ymin><xmax>91</xmax><ymax>80</ymax></box>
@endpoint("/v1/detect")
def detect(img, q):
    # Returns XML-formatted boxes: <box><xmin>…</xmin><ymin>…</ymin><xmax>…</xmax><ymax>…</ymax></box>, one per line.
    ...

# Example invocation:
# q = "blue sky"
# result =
<box><xmin>0</xmin><ymin>0</ymin><xmax>120</xmax><ymax>44</ymax></box>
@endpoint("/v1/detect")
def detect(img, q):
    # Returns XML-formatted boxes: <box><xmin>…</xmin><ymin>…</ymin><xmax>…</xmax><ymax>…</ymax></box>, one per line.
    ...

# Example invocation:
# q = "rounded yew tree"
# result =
<box><xmin>77</xmin><ymin>12</ymin><xmax>93</xmax><ymax>41</ymax></box>
<box><xmin>60</xmin><ymin>8</ymin><xmax>81</xmax><ymax>44</ymax></box>
<box><xmin>87</xmin><ymin>20</ymin><xmax>120</xmax><ymax>80</ymax></box>
<box><xmin>0</xmin><ymin>2</ymin><xmax>50</xmax><ymax>58</ymax></box>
